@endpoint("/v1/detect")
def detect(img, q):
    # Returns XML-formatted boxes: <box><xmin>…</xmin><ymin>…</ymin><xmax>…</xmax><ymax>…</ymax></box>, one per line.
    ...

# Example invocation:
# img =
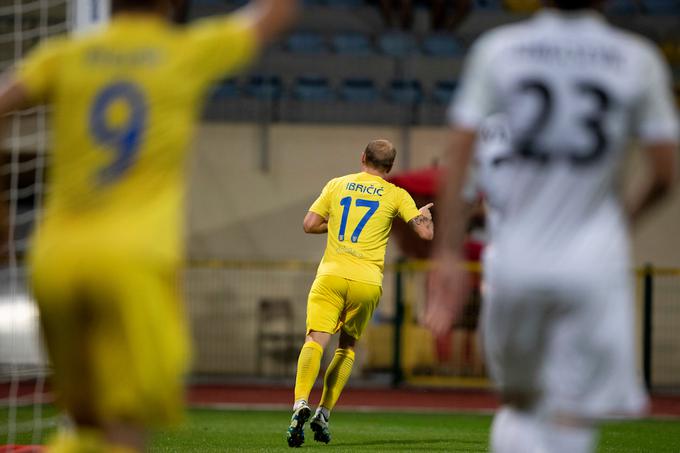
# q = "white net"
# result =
<box><xmin>0</xmin><ymin>0</ymin><xmax>70</xmax><ymax>446</ymax></box>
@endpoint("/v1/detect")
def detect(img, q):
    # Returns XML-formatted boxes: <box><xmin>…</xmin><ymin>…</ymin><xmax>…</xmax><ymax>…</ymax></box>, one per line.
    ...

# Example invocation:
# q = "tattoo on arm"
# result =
<box><xmin>409</xmin><ymin>215</ymin><xmax>432</xmax><ymax>227</ymax></box>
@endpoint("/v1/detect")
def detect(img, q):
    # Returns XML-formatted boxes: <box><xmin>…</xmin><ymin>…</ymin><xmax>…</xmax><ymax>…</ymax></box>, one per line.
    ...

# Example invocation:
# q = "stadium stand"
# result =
<box><xmin>331</xmin><ymin>31</ymin><xmax>373</xmax><ymax>55</ymax></box>
<box><xmin>292</xmin><ymin>75</ymin><xmax>336</xmax><ymax>102</ymax></box>
<box><xmin>378</xmin><ymin>31</ymin><xmax>419</xmax><ymax>57</ymax></box>
<box><xmin>285</xmin><ymin>31</ymin><xmax>327</xmax><ymax>54</ymax></box>
<box><xmin>193</xmin><ymin>0</ymin><xmax>680</xmax><ymax>126</ymax></box>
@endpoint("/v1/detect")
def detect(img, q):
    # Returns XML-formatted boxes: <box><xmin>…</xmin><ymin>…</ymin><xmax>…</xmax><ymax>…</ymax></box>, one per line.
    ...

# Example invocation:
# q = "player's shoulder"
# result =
<box><xmin>184</xmin><ymin>13</ymin><xmax>252</xmax><ymax>39</ymax></box>
<box><xmin>383</xmin><ymin>181</ymin><xmax>410</xmax><ymax>202</ymax></box>
<box><xmin>605</xmin><ymin>21</ymin><xmax>653</xmax><ymax>52</ymax></box>
<box><xmin>626</xmin><ymin>33</ymin><xmax>667</xmax><ymax>70</ymax></box>
<box><xmin>28</xmin><ymin>34</ymin><xmax>73</xmax><ymax>57</ymax></box>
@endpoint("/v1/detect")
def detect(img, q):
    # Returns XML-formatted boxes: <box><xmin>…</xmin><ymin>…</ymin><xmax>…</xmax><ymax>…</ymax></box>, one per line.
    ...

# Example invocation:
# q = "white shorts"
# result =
<box><xmin>481</xmin><ymin>262</ymin><xmax>647</xmax><ymax>420</ymax></box>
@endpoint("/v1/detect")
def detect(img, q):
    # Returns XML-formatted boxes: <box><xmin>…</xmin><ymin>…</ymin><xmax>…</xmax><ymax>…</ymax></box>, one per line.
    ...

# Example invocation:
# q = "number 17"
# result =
<box><xmin>338</xmin><ymin>197</ymin><xmax>379</xmax><ymax>243</ymax></box>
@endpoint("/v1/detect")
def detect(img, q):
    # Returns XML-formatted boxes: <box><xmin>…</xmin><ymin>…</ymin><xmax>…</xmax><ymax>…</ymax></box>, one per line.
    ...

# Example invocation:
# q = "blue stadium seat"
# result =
<box><xmin>378</xmin><ymin>32</ymin><xmax>419</xmax><ymax>57</ymax></box>
<box><xmin>473</xmin><ymin>0</ymin><xmax>503</xmax><ymax>10</ymax></box>
<box><xmin>323</xmin><ymin>0</ymin><xmax>364</xmax><ymax>7</ymax></box>
<box><xmin>642</xmin><ymin>0</ymin><xmax>680</xmax><ymax>14</ymax></box>
<box><xmin>286</xmin><ymin>31</ymin><xmax>327</xmax><ymax>54</ymax></box>
<box><xmin>246</xmin><ymin>75</ymin><xmax>283</xmax><ymax>100</ymax></box>
<box><xmin>422</xmin><ymin>33</ymin><xmax>465</xmax><ymax>57</ymax></box>
<box><xmin>210</xmin><ymin>78</ymin><xmax>239</xmax><ymax>100</ymax></box>
<box><xmin>293</xmin><ymin>76</ymin><xmax>336</xmax><ymax>101</ymax></box>
<box><xmin>387</xmin><ymin>79</ymin><xmax>423</xmax><ymax>104</ymax></box>
<box><xmin>340</xmin><ymin>78</ymin><xmax>379</xmax><ymax>102</ymax></box>
<box><xmin>332</xmin><ymin>32</ymin><xmax>373</xmax><ymax>55</ymax></box>
<box><xmin>604</xmin><ymin>0</ymin><xmax>639</xmax><ymax>13</ymax></box>
<box><xmin>432</xmin><ymin>80</ymin><xmax>458</xmax><ymax>105</ymax></box>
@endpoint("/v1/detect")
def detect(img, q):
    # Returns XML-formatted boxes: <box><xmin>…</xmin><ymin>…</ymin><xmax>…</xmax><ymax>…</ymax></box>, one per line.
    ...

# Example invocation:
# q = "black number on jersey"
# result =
<box><xmin>493</xmin><ymin>79</ymin><xmax>613</xmax><ymax>167</ymax></box>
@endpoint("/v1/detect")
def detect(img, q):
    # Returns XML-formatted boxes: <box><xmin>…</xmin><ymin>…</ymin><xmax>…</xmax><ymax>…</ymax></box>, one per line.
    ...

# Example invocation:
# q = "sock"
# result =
<box><xmin>319</xmin><ymin>348</ymin><xmax>355</xmax><ymax>411</ymax></box>
<box><xmin>294</xmin><ymin>341</ymin><xmax>324</xmax><ymax>406</ymax></box>
<box><xmin>490</xmin><ymin>406</ymin><xmax>542</xmax><ymax>453</ymax></box>
<box><xmin>540</xmin><ymin>419</ymin><xmax>597</xmax><ymax>453</ymax></box>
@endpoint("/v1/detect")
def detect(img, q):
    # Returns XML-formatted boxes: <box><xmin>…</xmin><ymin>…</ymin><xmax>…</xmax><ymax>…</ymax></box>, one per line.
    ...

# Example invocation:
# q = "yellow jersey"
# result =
<box><xmin>309</xmin><ymin>172</ymin><xmax>421</xmax><ymax>286</ymax></box>
<box><xmin>17</xmin><ymin>14</ymin><xmax>256</xmax><ymax>265</ymax></box>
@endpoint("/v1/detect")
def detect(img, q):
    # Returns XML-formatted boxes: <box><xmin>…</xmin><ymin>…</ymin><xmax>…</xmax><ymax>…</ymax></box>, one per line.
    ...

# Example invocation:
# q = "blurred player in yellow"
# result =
<box><xmin>286</xmin><ymin>139</ymin><xmax>434</xmax><ymax>447</ymax></box>
<box><xmin>0</xmin><ymin>0</ymin><xmax>297</xmax><ymax>451</ymax></box>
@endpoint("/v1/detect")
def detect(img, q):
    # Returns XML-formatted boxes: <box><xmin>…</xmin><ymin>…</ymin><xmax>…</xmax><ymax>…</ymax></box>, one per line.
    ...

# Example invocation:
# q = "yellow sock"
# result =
<box><xmin>319</xmin><ymin>348</ymin><xmax>355</xmax><ymax>411</ymax></box>
<box><xmin>294</xmin><ymin>341</ymin><xmax>324</xmax><ymax>404</ymax></box>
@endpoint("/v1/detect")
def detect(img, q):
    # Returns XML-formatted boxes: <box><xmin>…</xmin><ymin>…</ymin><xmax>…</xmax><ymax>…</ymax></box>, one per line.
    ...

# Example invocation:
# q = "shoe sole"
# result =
<box><xmin>310</xmin><ymin>420</ymin><xmax>331</xmax><ymax>444</ymax></box>
<box><xmin>287</xmin><ymin>407</ymin><xmax>312</xmax><ymax>448</ymax></box>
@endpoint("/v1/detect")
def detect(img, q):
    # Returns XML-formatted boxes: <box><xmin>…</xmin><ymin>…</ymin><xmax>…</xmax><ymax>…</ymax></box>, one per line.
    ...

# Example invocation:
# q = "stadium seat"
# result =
<box><xmin>378</xmin><ymin>31</ymin><xmax>419</xmax><ymax>57</ymax></box>
<box><xmin>387</xmin><ymin>79</ymin><xmax>423</xmax><ymax>105</ymax></box>
<box><xmin>286</xmin><ymin>31</ymin><xmax>327</xmax><ymax>54</ymax></box>
<box><xmin>210</xmin><ymin>78</ymin><xmax>239</xmax><ymax>100</ymax></box>
<box><xmin>474</xmin><ymin>0</ymin><xmax>505</xmax><ymax>10</ymax></box>
<box><xmin>340</xmin><ymin>78</ymin><xmax>379</xmax><ymax>102</ymax></box>
<box><xmin>256</xmin><ymin>298</ymin><xmax>300</xmax><ymax>377</ymax></box>
<box><xmin>332</xmin><ymin>32</ymin><xmax>373</xmax><ymax>55</ymax></box>
<box><xmin>603</xmin><ymin>0</ymin><xmax>639</xmax><ymax>14</ymax></box>
<box><xmin>323</xmin><ymin>0</ymin><xmax>364</xmax><ymax>7</ymax></box>
<box><xmin>422</xmin><ymin>33</ymin><xmax>465</xmax><ymax>57</ymax></box>
<box><xmin>432</xmin><ymin>80</ymin><xmax>458</xmax><ymax>105</ymax></box>
<box><xmin>292</xmin><ymin>75</ymin><xmax>336</xmax><ymax>101</ymax></box>
<box><xmin>642</xmin><ymin>0</ymin><xmax>680</xmax><ymax>14</ymax></box>
<box><xmin>246</xmin><ymin>75</ymin><xmax>283</xmax><ymax>100</ymax></box>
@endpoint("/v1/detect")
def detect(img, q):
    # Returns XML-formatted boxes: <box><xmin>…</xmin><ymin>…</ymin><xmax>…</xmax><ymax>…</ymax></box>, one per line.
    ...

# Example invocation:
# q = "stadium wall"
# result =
<box><xmin>188</xmin><ymin>122</ymin><xmax>680</xmax><ymax>267</ymax></box>
<box><xmin>185</xmin><ymin>123</ymin><xmax>680</xmax><ymax>383</ymax></box>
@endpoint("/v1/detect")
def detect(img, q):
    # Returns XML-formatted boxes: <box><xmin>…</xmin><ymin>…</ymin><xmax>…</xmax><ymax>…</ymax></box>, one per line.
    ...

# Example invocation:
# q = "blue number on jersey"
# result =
<box><xmin>338</xmin><ymin>197</ymin><xmax>380</xmax><ymax>243</ymax></box>
<box><xmin>90</xmin><ymin>81</ymin><xmax>147</xmax><ymax>184</ymax></box>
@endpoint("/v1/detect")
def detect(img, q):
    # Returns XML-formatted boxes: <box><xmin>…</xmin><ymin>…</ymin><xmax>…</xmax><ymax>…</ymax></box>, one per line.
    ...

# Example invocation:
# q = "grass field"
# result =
<box><xmin>3</xmin><ymin>407</ymin><xmax>680</xmax><ymax>452</ymax></box>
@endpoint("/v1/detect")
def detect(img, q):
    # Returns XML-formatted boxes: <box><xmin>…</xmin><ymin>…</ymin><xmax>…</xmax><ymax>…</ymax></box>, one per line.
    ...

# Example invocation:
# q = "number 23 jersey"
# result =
<box><xmin>450</xmin><ymin>10</ymin><xmax>679</xmax><ymax>270</ymax></box>
<box><xmin>17</xmin><ymin>15</ymin><xmax>256</xmax><ymax>264</ymax></box>
<box><xmin>309</xmin><ymin>172</ymin><xmax>421</xmax><ymax>286</ymax></box>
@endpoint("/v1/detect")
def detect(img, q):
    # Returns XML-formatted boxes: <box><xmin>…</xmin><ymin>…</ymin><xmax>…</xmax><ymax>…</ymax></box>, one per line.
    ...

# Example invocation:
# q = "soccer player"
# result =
<box><xmin>426</xmin><ymin>1</ymin><xmax>679</xmax><ymax>452</ymax></box>
<box><xmin>287</xmin><ymin>139</ymin><xmax>434</xmax><ymax>447</ymax></box>
<box><xmin>0</xmin><ymin>0</ymin><xmax>296</xmax><ymax>451</ymax></box>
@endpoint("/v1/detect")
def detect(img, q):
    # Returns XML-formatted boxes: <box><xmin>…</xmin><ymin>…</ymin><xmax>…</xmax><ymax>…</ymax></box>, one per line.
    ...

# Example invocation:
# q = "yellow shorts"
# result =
<box><xmin>30</xmin><ymin>239</ymin><xmax>189</xmax><ymax>428</ymax></box>
<box><xmin>306</xmin><ymin>275</ymin><xmax>382</xmax><ymax>340</ymax></box>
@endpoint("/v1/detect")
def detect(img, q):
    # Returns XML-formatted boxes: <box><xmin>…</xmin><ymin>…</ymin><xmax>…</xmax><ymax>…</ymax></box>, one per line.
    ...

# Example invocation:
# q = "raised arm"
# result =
<box><xmin>0</xmin><ymin>75</ymin><xmax>33</xmax><ymax>141</ymax></box>
<box><xmin>234</xmin><ymin>0</ymin><xmax>299</xmax><ymax>47</ymax></box>
<box><xmin>303</xmin><ymin>211</ymin><xmax>328</xmax><ymax>234</ymax></box>
<box><xmin>408</xmin><ymin>203</ymin><xmax>434</xmax><ymax>241</ymax></box>
<box><xmin>424</xmin><ymin>128</ymin><xmax>477</xmax><ymax>337</ymax></box>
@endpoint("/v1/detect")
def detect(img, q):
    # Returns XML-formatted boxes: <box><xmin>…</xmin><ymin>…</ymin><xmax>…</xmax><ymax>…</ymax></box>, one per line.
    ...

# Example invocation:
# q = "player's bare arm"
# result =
<box><xmin>626</xmin><ymin>141</ymin><xmax>678</xmax><ymax>226</ymax></box>
<box><xmin>303</xmin><ymin>211</ymin><xmax>328</xmax><ymax>234</ymax></box>
<box><xmin>408</xmin><ymin>203</ymin><xmax>434</xmax><ymax>241</ymax></box>
<box><xmin>0</xmin><ymin>76</ymin><xmax>31</xmax><ymax>117</ymax></box>
<box><xmin>425</xmin><ymin>128</ymin><xmax>476</xmax><ymax>337</ymax></box>
<box><xmin>235</xmin><ymin>0</ymin><xmax>299</xmax><ymax>46</ymax></box>
<box><xmin>0</xmin><ymin>76</ymin><xmax>32</xmax><ymax>145</ymax></box>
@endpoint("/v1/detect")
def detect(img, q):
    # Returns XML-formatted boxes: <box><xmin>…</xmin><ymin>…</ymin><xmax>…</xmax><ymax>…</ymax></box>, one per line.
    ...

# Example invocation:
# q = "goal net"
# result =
<box><xmin>0</xmin><ymin>0</ymin><xmax>107</xmax><ymax>447</ymax></box>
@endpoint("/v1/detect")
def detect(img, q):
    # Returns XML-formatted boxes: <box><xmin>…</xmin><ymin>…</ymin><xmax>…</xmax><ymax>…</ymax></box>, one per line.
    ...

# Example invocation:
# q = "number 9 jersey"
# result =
<box><xmin>309</xmin><ymin>172</ymin><xmax>421</xmax><ymax>286</ymax></box>
<box><xmin>17</xmin><ymin>14</ymin><xmax>257</xmax><ymax>265</ymax></box>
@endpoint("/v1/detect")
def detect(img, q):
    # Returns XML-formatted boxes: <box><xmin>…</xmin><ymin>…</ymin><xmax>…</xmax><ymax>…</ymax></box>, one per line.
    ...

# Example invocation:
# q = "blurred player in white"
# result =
<box><xmin>426</xmin><ymin>0</ymin><xmax>679</xmax><ymax>451</ymax></box>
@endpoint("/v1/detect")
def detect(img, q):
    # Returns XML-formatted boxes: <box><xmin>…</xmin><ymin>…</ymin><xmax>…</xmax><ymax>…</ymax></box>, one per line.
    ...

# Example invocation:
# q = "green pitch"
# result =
<box><xmin>3</xmin><ymin>407</ymin><xmax>680</xmax><ymax>452</ymax></box>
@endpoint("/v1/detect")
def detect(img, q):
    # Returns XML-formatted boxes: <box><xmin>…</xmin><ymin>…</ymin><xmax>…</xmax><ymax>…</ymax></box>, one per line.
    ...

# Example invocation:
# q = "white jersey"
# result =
<box><xmin>450</xmin><ymin>9</ymin><xmax>679</xmax><ymax>274</ymax></box>
<box><xmin>472</xmin><ymin>114</ymin><xmax>513</xmax><ymax>243</ymax></box>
